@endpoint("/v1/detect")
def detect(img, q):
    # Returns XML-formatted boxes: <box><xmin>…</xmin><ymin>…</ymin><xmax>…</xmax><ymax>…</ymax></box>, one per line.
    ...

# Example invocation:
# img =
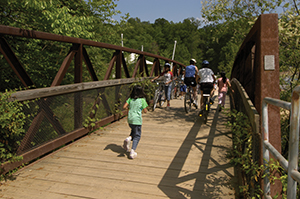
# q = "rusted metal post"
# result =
<box><xmin>51</xmin><ymin>47</ymin><xmax>77</xmax><ymax>86</ymax></box>
<box><xmin>83</xmin><ymin>46</ymin><xmax>98</xmax><ymax>81</ymax></box>
<box><xmin>0</xmin><ymin>37</ymin><xmax>34</xmax><ymax>88</ymax></box>
<box><xmin>256</xmin><ymin>15</ymin><xmax>281</xmax><ymax>197</ymax></box>
<box><xmin>231</xmin><ymin>14</ymin><xmax>281</xmax><ymax>197</ymax></box>
<box><xmin>151</xmin><ymin>58</ymin><xmax>161</xmax><ymax>77</ymax></box>
<box><xmin>74</xmin><ymin>44</ymin><xmax>83</xmax><ymax>129</ymax></box>
<box><xmin>139</xmin><ymin>55</ymin><xmax>145</xmax><ymax>77</ymax></box>
<box><xmin>104</xmin><ymin>51</ymin><xmax>118</xmax><ymax>80</ymax></box>
<box><xmin>132</xmin><ymin>56</ymin><xmax>140</xmax><ymax>78</ymax></box>
<box><xmin>116</xmin><ymin>50</ymin><xmax>122</xmax><ymax>79</ymax></box>
<box><xmin>144</xmin><ymin>56</ymin><xmax>149</xmax><ymax>77</ymax></box>
<box><xmin>122</xmin><ymin>53</ymin><xmax>130</xmax><ymax>78</ymax></box>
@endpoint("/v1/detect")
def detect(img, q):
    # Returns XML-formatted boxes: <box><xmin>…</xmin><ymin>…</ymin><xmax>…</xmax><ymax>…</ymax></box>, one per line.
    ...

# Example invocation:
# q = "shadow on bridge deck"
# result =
<box><xmin>0</xmin><ymin>94</ymin><xmax>238</xmax><ymax>199</ymax></box>
<box><xmin>155</xmin><ymin>99</ymin><xmax>237</xmax><ymax>198</ymax></box>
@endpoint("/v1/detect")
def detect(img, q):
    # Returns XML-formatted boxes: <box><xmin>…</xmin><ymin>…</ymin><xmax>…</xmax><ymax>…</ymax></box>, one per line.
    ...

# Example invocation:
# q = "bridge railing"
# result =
<box><xmin>0</xmin><ymin>25</ymin><xmax>185</xmax><ymax>174</ymax></box>
<box><xmin>230</xmin><ymin>78</ymin><xmax>260</xmax><ymax>196</ymax></box>
<box><xmin>0</xmin><ymin>25</ymin><xmax>185</xmax><ymax>88</ymax></box>
<box><xmin>230</xmin><ymin>13</ymin><xmax>281</xmax><ymax>197</ymax></box>
<box><xmin>1</xmin><ymin>78</ymin><xmax>149</xmax><ymax>174</ymax></box>
<box><xmin>230</xmin><ymin>78</ymin><xmax>260</xmax><ymax>160</ymax></box>
<box><xmin>262</xmin><ymin>86</ymin><xmax>300</xmax><ymax>199</ymax></box>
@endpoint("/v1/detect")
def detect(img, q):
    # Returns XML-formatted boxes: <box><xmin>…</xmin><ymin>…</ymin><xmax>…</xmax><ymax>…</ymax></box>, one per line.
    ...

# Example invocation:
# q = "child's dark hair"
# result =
<box><xmin>130</xmin><ymin>85</ymin><xmax>146</xmax><ymax>99</ymax></box>
<box><xmin>221</xmin><ymin>71</ymin><xmax>226</xmax><ymax>83</ymax></box>
<box><xmin>164</xmin><ymin>63</ymin><xmax>171</xmax><ymax>71</ymax></box>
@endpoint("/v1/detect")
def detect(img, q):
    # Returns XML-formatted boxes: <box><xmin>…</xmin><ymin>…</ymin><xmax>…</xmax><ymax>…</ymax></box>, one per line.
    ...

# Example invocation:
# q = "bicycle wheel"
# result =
<box><xmin>203</xmin><ymin>112</ymin><xmax>208</xmax><ymax>124</ymax></box>
<box><xmin>207</xmin><ymin>100</ymin><xmax>210</xmax><ymax>112</ymax></box>
<box><xmin>203</xmin><ymin>97</ymin><xmax>208</xmax><ymax>123</ymax></box>
<box><xmin>153</xmin><ymin>89</ymin><xmax>160</xmax><ymax>111</ymax></box>
<box><xmin>184</xmin><ymin>92</ymin><xmax>192</xmax><ymax>113</ymax></box>
<box><xmin>171</xmin><ymin>88</ymin><xmax>175</xmax><ymax>100</ymax></box>
<box><xmin>176</xmin><ymin>85</ymin><xmax>181</xmax><ymax>98</ymax></box>
<box><xmin>159</xmin><ymin>89</ymin><xmax>165</xmax><ymax>107</ymax></box>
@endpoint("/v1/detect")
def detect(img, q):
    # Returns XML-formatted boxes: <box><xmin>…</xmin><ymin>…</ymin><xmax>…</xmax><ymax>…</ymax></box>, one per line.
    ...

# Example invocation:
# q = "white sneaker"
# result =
<box><xmin>123</xmin><ymin>137</ymin><xmax>131</xmax><ymax>152</ymax></box>
<box><xmin>129</xmin><ymin>149</ymin><xmax>137</xmax><ymax>159</ymax></box>
<box><xmin>193</xmin><ymin>100</ymin><xmax>198</xmax><ymax>107</ymax></box>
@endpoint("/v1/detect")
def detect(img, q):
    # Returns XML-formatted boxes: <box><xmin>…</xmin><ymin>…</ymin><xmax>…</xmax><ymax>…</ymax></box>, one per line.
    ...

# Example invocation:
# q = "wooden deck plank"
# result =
<box><xmin>0</xmin><ymin>95</ymin><xmax>237</xmax><ymax>199</ymax></box>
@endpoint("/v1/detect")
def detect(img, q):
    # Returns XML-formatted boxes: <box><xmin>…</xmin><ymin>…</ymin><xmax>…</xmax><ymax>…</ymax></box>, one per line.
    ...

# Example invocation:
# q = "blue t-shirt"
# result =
<box><xmin>185</xmin><ymin>65</ymin><xmax>196</xmax><ymax>78</ymax></box>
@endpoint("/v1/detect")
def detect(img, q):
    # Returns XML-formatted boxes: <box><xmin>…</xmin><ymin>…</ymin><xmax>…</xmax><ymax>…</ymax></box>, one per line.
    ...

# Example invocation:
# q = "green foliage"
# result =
<box><xmin>225</xmin><ymin>109</ymin><xmax>263</xmax><ymax>198</ymax></box>
<box><xmin>201</xmin><ymin>0</ymin><xmax>285</xmax><ymax>25</ymax></box>
<box><xmin>279</xmin><ymin>7</ymin><xmax>300</xmax><ymax>102</ymax></box>
<box><xmin>0</xmin><ymin>0</ymin><xmax>121</xmax><ymax>39</ymax></box>
<box><xmin>0</xmin><ymin>89</ymin><xmax>33</xmax><ymax>168</ymax></box>
<box><xmin>226</xmin><ymin>109</ymin><xmax>289</xmax><ymax>198</ymax></box>
<box><xmin>129</xmin><ymin>77</ymin><xmax>157</xmax><ymax>108</ymax></box>
<box><xmin>262</xmin><ymin>160</ymin><xmax>288</xmax><ymax>199</ymax></box>
<box><xmin>0</xmin><ymin>0</ymin><xmax>126</xmax><ymax>90</ymax></box>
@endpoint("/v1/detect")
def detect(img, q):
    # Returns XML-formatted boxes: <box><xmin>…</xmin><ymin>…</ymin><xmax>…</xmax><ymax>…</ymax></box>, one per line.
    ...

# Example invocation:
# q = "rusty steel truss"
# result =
<box><xmin>230</xmin><ymin>14</ymin><xmax>281</xmax><ymax>197</ymax></box>
<box><xmin>0</xmin><ymin>25</ymin><xmax>185</xmax><ymax>174</ymax></box>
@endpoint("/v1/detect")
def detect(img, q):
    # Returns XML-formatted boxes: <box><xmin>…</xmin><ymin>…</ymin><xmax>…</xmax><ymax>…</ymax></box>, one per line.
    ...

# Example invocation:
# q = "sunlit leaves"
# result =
<box><xmin>0</xmin><ymin>0</ymin><xmax>122</xmax><ymax>40</ymax></box>
<box><xmin>201</xmin><ymin>0</ymin><xmax>285</xmax><ymax>25</ymax></box>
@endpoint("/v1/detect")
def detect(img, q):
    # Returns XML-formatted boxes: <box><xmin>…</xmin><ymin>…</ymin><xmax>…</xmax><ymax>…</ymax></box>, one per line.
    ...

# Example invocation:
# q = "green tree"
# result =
<box><xmin>278</xmin><ymin>1</ymin><xmax>300</xmax><ymax>101</ymax></box>
<box><xmin>0</xmin><ymin>0</ymin><xmax>125</xmax><ymax>89</ymax></box>
<box><xmin>200</xmin><ymin>0</ymin><xmax>289</xmax><ymax>75</ymax></box>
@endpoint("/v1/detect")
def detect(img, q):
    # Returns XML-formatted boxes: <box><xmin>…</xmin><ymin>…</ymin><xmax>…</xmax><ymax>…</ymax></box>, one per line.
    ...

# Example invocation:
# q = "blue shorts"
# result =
<box><xmin>180</xmin><ymin>84</ymin><xmax>187</xmax><ymax>92</ymax></box>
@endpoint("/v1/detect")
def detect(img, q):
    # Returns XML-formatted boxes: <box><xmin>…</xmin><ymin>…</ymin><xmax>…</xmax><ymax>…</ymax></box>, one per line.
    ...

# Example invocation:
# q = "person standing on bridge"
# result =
<box><xmin>217</xmin><ymin>71</ymin><xmax>234</xmax><ymax>111</ymax></box>
<box><xmin>123</xmin><ymin>85</ymin><xmax>148</xmax><ymax>159</ymax></box>
<box><xmin>151</xmin><ymin>62</ymin><xmax>174</xmax><ymax>109</ymax></box>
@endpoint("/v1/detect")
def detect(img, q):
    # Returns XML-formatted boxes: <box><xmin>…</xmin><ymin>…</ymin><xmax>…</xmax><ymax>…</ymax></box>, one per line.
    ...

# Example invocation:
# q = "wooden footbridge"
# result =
<box><xmin>0</xmin><ymin>96</ymin><xmax>237</xmax><ymax>199</ymax></box>
<box><xmin>1</xmin><ymin>14</ymin><xmax>286</xmax><ymax>198</ymax></box>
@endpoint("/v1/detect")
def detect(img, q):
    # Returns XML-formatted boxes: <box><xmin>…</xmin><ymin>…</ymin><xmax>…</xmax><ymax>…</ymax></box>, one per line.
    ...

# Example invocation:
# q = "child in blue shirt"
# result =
<box><xmin>123</xmin><ymin>85</ymin><xmax>148</xmax><ymax>159</ymax></box>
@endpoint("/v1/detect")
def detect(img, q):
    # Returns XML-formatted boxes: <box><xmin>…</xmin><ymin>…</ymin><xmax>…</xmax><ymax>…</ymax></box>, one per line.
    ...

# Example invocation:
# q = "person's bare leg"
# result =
<box><xmin>200</xmin><ymin>90</ymin><xmax>204</xmax><ymax>110</ymax></box>
<box><xmin>193</xmin><ymin>87</ymin><xmax>197</xmax><ymax>101</ymax></box>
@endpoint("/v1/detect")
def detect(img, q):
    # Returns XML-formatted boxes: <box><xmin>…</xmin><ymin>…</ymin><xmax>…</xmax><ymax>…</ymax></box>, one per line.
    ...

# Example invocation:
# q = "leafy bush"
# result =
<box><xmin>226</xmin><ymin>109</ymin><xmax>288</xmax><ymax>198</ymax></box>
<box><xmin>225</xmin><ymin>109</ymin><xmax>263</xmax><ymax>198</ymax></box>
<box><xmin>0</xmin><ymin>89</ymin><xmax>32</xmax><ymax>166</ymax></box>
<box><xmin>129</xmin><ymin>77</ymin><xmax>157</xmax><ymax>108</ymax></box>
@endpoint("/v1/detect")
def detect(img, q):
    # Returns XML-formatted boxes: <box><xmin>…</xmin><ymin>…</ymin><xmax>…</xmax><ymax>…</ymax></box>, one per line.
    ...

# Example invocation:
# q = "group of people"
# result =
<box><xmin>184</xmin><ymin>59</ymin><xmax>234</xmax><ymax>113</ymax></box>
<box><xmin>151</xmin><ymin>58</ymin><xmax>233</xmax><ymax>112</ymax></box>
<box><xmin>121</xmin><ymin>58</ymin><xmax>233</xmax><ymax>159</ymax></box>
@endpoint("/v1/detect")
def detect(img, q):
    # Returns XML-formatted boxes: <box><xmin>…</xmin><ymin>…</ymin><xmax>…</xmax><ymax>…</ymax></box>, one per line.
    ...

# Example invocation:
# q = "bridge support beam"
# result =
<box><xmin>231</xmin><ymin>14</ymin><xmax>281</xmax><ymax>197</ymax></box>
<box><xmin>150</xmin><ymin>58</ymin><xmax>161</xmax><ymax>77</ymax></box>
<box><xmin>257</xmin><ymin>15</ymin><xmax>281</xmax><ymax>197</ymax></box>
<box><xmin>0</xmin><ymin>37</ymin><xmax>34</xmax><ymax>88</ymax></box>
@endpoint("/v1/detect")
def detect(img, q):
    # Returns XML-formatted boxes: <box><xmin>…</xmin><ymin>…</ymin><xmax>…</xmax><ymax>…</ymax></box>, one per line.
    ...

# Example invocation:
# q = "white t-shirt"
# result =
<box><xmin>198</xmin><ymin>68</ymin><xmax>214</xmax><ymax>83</ymax></box>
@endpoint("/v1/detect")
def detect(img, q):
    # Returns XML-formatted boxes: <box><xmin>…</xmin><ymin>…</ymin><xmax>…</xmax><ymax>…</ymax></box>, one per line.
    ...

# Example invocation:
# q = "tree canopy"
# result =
<box><xmin>0</xmin><ymin>0</ymin><xmax>299</xmax><ymax>95</ymax></box>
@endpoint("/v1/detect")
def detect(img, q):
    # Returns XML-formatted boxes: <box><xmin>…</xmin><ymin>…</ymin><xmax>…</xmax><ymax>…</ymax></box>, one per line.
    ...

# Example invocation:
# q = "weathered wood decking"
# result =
<box><xmin>0</xmin><ymin>95</ymin><xmax>238</xmax><ymax>199</ymax></box>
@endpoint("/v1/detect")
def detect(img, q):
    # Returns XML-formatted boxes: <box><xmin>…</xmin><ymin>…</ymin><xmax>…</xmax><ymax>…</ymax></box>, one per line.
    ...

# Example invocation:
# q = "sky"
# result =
<box><xmin>113</xmin><ymin>0</ymin><xmax>203</xmax><ymax>23</ymax></box>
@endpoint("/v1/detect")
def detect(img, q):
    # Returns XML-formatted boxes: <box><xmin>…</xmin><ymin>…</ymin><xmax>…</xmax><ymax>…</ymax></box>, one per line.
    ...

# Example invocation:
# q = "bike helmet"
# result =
<box><xmin>190</xmin><ymin>59</ymin><xmax>196</xmax><ymax>65</ymax></box>
<box><xmin>202</xmin><ymin>60</ymin><xmax>209</xmax><ymax>65</ymax></box>
<box><xmin>164</xmin><ymin>63</ymin><xmax>171</xmax><ymax>67</ymax></box>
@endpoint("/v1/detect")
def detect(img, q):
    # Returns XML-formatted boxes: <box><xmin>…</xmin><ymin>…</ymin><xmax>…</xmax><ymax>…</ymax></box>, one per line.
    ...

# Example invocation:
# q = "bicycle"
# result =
<box><xmin>152</xmin><ymin>80</ymin><xmax>165</xmax><ymax>111</ymax></box>
<box><xmin>170</xmin><ymin>81</ymin><xmax>176</xmax><ymax>100</ymax></box>
<box><xmin>199</xmin><ymin>88</ymin><xmax>213</xmax><ymax>124</ymax></box>
<box><xmin>184</xmin><ymin>86</ymin><xmax>197</xmax><ymax>113</ymax></box>
<box><xmin>173</xmin><ymin>79</ymin><xmax>181</xmax><ymax>99</ymax></box>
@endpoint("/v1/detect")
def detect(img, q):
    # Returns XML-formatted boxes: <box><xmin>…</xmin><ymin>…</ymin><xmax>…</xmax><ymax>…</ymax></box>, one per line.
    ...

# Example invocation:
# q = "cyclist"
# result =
<box><xmin>184</xmin><ymin>59</ymin><xmax>199</xmax><ymax>108</ymax></box>
<box><xmin>197</xmin><ymin>60</ymin><xmax>216</xmax><ymax>113</ymax></box>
